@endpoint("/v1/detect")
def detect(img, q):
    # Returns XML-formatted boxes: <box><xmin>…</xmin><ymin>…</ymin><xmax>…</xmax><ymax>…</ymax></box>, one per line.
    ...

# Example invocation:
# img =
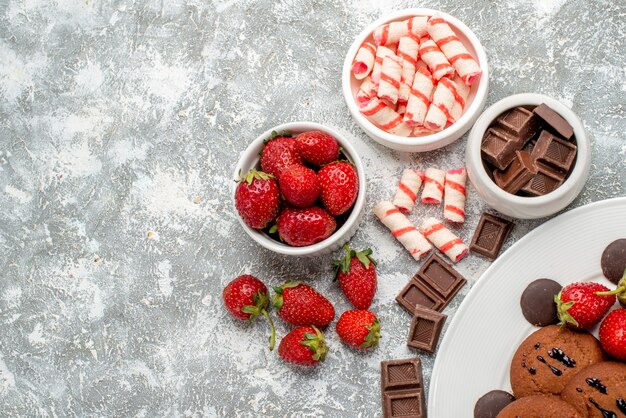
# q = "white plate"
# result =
<box><xmin>429</xmin><ymin>197</ymin><xmax>626</xmax><ymax>418</ymax></box>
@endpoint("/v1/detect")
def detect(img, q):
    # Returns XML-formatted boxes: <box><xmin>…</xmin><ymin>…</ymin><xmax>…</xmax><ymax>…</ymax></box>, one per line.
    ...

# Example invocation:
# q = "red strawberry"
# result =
<box><xmin>278</xmin><ymin>326</ymin><xmax>328</xmax><ymax>366</ymax></box>
<box><xmin>598</xmin><ymin>309</ymin><xmax>626</xmax><ymax>360</ymax></box>
<box><xmin>333</xmin><ymin>245</ymin><xmax>377</xmax><ymax>309</ymax></box>
<box><xmin>295</xmin><ymin>131</ymin><xmax>339</xmax><ymax>166</ymax></box>
<box><xmin>318</xmin><ymin>161</ymin><xmax>359</xmax><ymax>216</ymax></box>
<box><xmin>234</xmin><ymin>170</ymin><xmax>280</xmax><ymax>229</ymax></box>
<box><xmin>555</xmin><ymin>282</ymin><xmax>616</xmax><ymax>330</ymax></box>
<box><xmin>222</xmin><ymin>274</ymin><xmax>276</xmax><ymax>350</ymax></box>
<box><xmin>596</xmin><ymin>270</ymin><xmax>626</xmax><ymax>308</ymax></box>
<box><xmin>273</xmin><ymin>281</ymin><xmax>335</xmax><ymax>327</ymax></box>
<box><xmin>279</xmin><ymin>164</ymin><xmax>320</xmax><ymax>208</ymax></box>
<box><xmin>276</xmin><ymin>206</ymin><xmax>336</xmax><ymax>247</ymax></box>
<box><xmin>336</xmin><ymin>310</ymin><xmax>381</xmax><ymax>349</ymax></box>
<box><xmin>260</xmin><ymin>134</ymin><xmax>302</xmax><ymax>179</ymax></box>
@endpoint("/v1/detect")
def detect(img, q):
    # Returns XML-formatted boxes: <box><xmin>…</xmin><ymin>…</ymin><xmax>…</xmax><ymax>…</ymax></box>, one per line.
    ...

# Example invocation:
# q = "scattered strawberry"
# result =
<box><xmin>333</xmin><ymin>245</ymin><xmax>377</xmax><ymax>309</ymax></box>
<box><xmin>260</xmin><ymin>133</ymin><xmax>302</xmax><ymax>179</ymax></box>
<box><xmin>599</xmin><ymin>309</ymin><xmax>626</xmax><ymax>360</ymax></box>
<box><xmin>295</xmin><ymin>131</ymin><xmax>340</xmax><ymax>166</ymax></box>
<box><xmin>273</xmin><ymin>281</ymin><xmax>335</xmax><ymax>327</ymax></box>
<box><xmin>336</xmin><ymin>310</ymin><xmax>381</xmax><ymax>349</ymax></box>
<box><xmin>278</xmin><ymin>326</ymin><xmax>328</xmax><ymax>366</ymax></box>
<box><xmin>276</xmin><ymin>206</ymin><xmax>336</xmax><ymax>247</ymax></box>
<box><xmin>279</xmin><ymin>164</ymin><xmax>320</xmax><ymax>208</ymax></box>
<box><xmin>222</xmin><ymin>274</ymin><xmax>276</xmax><ymax>350</ymax></box>
<box><xmin>318</xmin><ymin>161</ymin><xmax>359</xmax><ymax>216</ymax></box>
<box><xmin>234</xmin><ymin>170</ymin><xmax>280</xmax><ymax>229</ymax></box>
<box><xmin>596</xmin><ymin>270</ymin><xmax>626</xmax><ymax>308</ymax></box>
<box><xmin>555</xmin><ymin>282</ymin><xmax>615</xmax><ymax>330</ymax></box>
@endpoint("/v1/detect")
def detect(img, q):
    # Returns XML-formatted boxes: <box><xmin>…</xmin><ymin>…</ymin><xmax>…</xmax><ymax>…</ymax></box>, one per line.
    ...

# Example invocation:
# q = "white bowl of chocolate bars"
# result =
<box><xmin>466</xmin><ymin>93</ymin><xmax>590</xmax><ymax>219</ymax></box>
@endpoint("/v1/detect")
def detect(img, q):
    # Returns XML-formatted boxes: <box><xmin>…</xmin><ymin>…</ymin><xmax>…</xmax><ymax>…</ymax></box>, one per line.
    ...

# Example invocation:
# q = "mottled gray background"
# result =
<box><xmin>0</xmin><ymin>0</ymin><xmax>624</xmax><ymax>417</ymax></box>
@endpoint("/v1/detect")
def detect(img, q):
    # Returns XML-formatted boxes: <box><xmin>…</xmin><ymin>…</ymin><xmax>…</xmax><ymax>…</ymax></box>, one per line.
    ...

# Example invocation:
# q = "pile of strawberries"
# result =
<box><xmin>235</xmin><ymin>130</ymin><xmax>359</xmax><ymax>246</ymax></box>
<box><xmin>556</xmin><ymin>272</ymin><xmax>626</xmax><ymax>360</ymax></box>
<box><xmin>222</xmin><ymin>245</ymin><xmax>380</xmax><ymax>366</ymax></box>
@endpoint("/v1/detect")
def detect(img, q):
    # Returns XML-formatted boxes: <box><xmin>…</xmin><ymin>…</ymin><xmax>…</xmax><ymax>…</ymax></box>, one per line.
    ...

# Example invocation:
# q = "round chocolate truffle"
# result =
<box><xmin>474</xmin><ymin>390</ymin><xmax>515</xmax><ymax>418</ymax></box>
<box><xmin>601</xmin><ymin>239</ymin><xmax>626</xmax><ymax>284</ymax></box>
<box><xmin>520</xmin><ymin>279</ymin><xmax>562</xmax><ymax>326</ymax></box>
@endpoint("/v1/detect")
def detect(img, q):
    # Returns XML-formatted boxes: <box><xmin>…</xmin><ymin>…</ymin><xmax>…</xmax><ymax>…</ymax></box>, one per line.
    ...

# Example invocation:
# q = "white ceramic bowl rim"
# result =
<box><xmin>468</xmin><ymin>93</ymin><xmax>589</xmax><ymax>206</ymax></box>
<box><xmin>232</xmin><ymin>121</ymin><xmax>367</xmax><ymax>256</ymax></box>
<box><xmin>342</xmin><ymin>8</ymin><xmax>489</xmax><ymax>146</ymax></box>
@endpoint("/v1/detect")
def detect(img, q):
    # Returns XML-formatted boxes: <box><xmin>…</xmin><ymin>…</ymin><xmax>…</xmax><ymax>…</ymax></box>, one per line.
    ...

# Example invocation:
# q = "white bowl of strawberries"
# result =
<box><xmin>233</xmin><ymin>122</ymin><xmax>366</xmax><ymax>257</ymax></box>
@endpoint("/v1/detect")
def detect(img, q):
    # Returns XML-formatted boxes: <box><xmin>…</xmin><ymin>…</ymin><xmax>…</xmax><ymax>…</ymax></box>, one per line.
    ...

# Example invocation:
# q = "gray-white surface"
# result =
<box><xmin>0</xmin><ymin>0</ymin><xmax>624</xmax><ymax>417</ymax></box>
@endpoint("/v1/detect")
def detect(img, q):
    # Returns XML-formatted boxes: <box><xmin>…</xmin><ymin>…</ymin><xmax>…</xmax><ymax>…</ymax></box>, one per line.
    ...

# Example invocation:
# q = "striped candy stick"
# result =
<box><xmin>403</xmin><ymin>62</ymin><xmax>434</xmax><ymax>126</ymax></box>
<box><xmin>392</xmin><ymin>169</ymin><xmax>425</xmax><ymax>213</ymax></box>
<box><xmin>359</xmin><ymin>97</ymin><xmax>412</xmax><ymax>137</ymax></box>
<box><xmin>421</xmin><ymin>167</ymin><xmax>445</xmax><ymax>204</ymax></box>
<box><xmin>352</xmin><ymin>42</ymin><xmax>377</xmax><ymax>80</ymax></box>
<box><xmin>373</xmin><ymin>16</ymin><xmax>429</xmax><ymax>46</ymax></box>
<box><xmin>356</xmin><ymin>76</ymin><xmax>377</xmax><ymax>104</ymax></box>
<box><xmin>397</xmin><ymin>35</ymin><xmax>420</xmax><ymax>102</ymax></box>
<box><xmin>444</xmin><ymin>168</ymin><xmax>467</xmax><ymax>223</ymax></box>
<box><xmin>373</xmin><ymin>201</ymin><xmax>432</xmax><ymax>260</ymax></box>
<box><xmin>419</xmin><ymin>217</ymin><xmax>469</xmax><ymax>263</ymax></box>
<box><xmin>418</xmin><ymin>38</ymin><xmax>455</xmax><ymax>81</ymax></box>
<box><xmin>449</xmin><ymin>75</ymin><xmax>470</xmax><ymax>123</ymax></box>
<box><xmin>423</xmin><ymin>77</ymin><xmax>458</xmax><ymax>132</ymax></box>
<box><xmin>397</xmin><ymin>103</ymin><xmax>406</xmax><ymax>115</ymax></box>
<box><xmin>427</xmin><ymin>13</ymin><xmax>482</xmax><ymax>86</ymax></box>
<box><xmin>371</xmin><ymin>45</ymin><xmax>395</xmax><ymax>84</ymax></box>
<box><xmin>377</xmin><ymin>55</ymin><xmax>402</xmax><ymax>104</ymax></box>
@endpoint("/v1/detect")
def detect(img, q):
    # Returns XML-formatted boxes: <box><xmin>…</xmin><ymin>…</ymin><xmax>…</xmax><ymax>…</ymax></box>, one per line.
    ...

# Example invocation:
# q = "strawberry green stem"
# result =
<box><xmin>261</xmin><ymin>309</ymin><xmax>276</xmax><ymax>351</ymax></box>
<box><xmin>596</xmin><ymin>286</ymin><xmax>626</xmax><ymax>297</ymax></box>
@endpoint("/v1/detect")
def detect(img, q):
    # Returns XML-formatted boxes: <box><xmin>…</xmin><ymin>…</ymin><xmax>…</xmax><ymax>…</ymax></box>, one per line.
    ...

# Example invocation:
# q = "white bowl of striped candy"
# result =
<box><xmin>342</xmin><ymin>8</ymin><xmax>489</xmax><ymax>153</ymax></box>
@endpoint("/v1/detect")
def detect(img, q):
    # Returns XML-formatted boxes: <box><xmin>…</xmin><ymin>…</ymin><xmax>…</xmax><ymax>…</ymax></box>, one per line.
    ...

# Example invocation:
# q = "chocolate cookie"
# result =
<box><xmin>474</xmin><ymin>390</ymin><xmax>515</xmax><ymax>418</ymax></box>
<box><xmin>561</xmin><ymin>361</ymin><xmax>626</xmax><ymax>418</ymax></box>
<box><xmin>601</xmin><ymin>239</ymin><xmax>626</xmax><ymax>284</ymax></box>
<box><xmin>510</xmin><ymin>325</ymin><xmax>606</xmax><ymax>398</ymax></box>
<box><xmin>520</xmin><ymin>279</ymin><xmax>562</xmax><ymax>326</ymax></box>
<box><xmin>496</xmin><ymin>395</ymin><xmax>582</xmax><ymax>418</ymax></box>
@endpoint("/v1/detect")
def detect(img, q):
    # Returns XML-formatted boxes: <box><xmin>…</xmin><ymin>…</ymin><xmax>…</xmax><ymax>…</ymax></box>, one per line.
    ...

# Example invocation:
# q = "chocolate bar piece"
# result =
<box><xmin>470</xmin><ymin>213</ymin><xmax>513</xmax><ymax>260</ymax></box>
<box><xmin>480</xmin><ymin>127</ymin><xmax>521</xmax><ymax>170</ymax></box>
<box><xmin>533</xmin><ymin>103</ymin><xmax>574</xmax><ymax>140</ymax></box>
<box><xmin>407</xmin><ymin>306</ymin><xmax>447</xmax><ymax>353</ymax></box>
<box><xmin>531</xmin><ymin>130</ymin><xmax>577</xmax><ymax>172</ymax></box>
<box><xmin>381</xmin><ymin>358</ymin><xmax>425</xmax><ymax>418</ymax></box>
<box><xmin>494</xmin><ymin>151</ymin><xmax>537</xmax><ymax>194</ymax></box>
<box><xmin>521</xmin><ymin>162</ymin><xmax>566</xmax><ymax>196</ymax></box>
<box><xmin>396</xmin><ymin>278</ymin><xmax>445</xmax><ymax>313</ymax></box>
<box><xmin>417</xmin><ymin>253</ymin><xmax>466</xmax><ymax>299</ymax></box>
<box><xmin>496</xmin><ymin>106</ymin><xmax>540</xmax><ymax>141</ymax></box>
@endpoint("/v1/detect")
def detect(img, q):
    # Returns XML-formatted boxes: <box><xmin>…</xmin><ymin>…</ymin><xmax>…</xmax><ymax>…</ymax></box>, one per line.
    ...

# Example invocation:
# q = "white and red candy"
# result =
<box><xmin>427</xmin><ymin>14</ymin><xmax>482</xmax><ymax>86</ymax></box>
<box><xmin>356</xmin><ymin>76</ymin><xmax>377</xmax><ymax>104</ymax></box>
<box><xmin>392</xmin><ymin>169</ymin><xmax>424</xmax><ymax>213</ymax></box>
<box><xmin>421</xmin><ymin>167</ymin><xmax>445</xmax><ymax>204</ymax></box>
<box><xmin>419</xmin><ymin>217</ymin><xmax>468</xmax><ymax>263</ymax></box>
<box><xmin>403</xmin><ymin>63</ymin><xmax>434</xmax><ymax>126</ymax></box>
<box><xmin>419</xmin><ymin>39</ymin><xmax>455</xmax><ymax>81</ymax></box>
<box><xmin>359</xmin><ymin>97</ymin><xmax>412</xmax><ymax>137</ymax></box>
<box><xmin>444</xmin><ymin>168</ymin><xmax>467</xmax><ymax>223</ymax></box>
<box><xmin>373</xmin><ymin>16</ymin><xmax>429</xmax><ymax>46</ymax></box>
<box><xmin>397</xmin><ymin>35</ymin><xmax>420</xmax><ymax>103</ymax></box>
<box><xmin>423</xmin><ymin>77</ymin><xmax>458</xmax><ymax>131</ymax></box>
<box><xmin>377</xmin><ymin>55</ymin><xmax>402</xmax><ymax>104</ymax></box>
<box><xmin>373</xmin><ymin>201</ymin><xmax>432</xmax><ymax>260</ymax></box>
<box><xmin>352</xmin><ymin>42</ymin><xmax>376</xmax><ymax>80</ymax></box>
<box><xmin>371</xmin><ymin>46</ymin><xmax>395</xmax><ymax>84</ymax></box>
<box><xmin>449</xmin><ymin>75</ymin><xmax>470</xmax><ymax>123</ymax></box>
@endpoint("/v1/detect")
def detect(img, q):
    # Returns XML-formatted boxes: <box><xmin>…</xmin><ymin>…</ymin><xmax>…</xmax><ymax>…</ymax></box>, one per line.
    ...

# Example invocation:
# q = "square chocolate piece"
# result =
<box><xmin>396</xmin><ymin>278</ymin><xmax>444</xmax><ymax>313</ymax></box>
<box><xmin>470</xmin><ymin>213</ymin><xmax>513</xmax><ymax>260</ymax></box>
<box><xmin>494</xmin><ymin>150</ymin><xmax>538</xmax><ymax>194</ymax></box>
<box><xmin>407</xmin><ymin>306</ymin><xmax>447</xmax><ymax>353</ymax></box>
<box><xmin>417</xmin><ymin>253</ymin><xmax>467</xmax><ymax>300</ymax></box>
<box><xmin>383</xmin><ymin>390</ymin><xmax>425</xmax><ymax>418</ymax></box>
<box><xmin>481</xmin><ymin>127</ymin><xmax>520</xmax><ymax>170</ymax></box>
<box><xmin>533</xmin><ymin>103</ymin><xmax>574</xmax><ymax>140</ymax></box>
<box><xmin>531</xmin><ymin>130</ymin><xmax>577</xmax><ymax>172</ymax></box>
<box><xmin>521</xmin><ymin>162</ymin><xmax>566</xmax><ymax>196</ymax></box>
<box><xmin>380</xmin><ymin>358</ymin><xmax>422</xmax><ymax>392</ymax></box>
<box><xmin>496</xmin><ymin>106</ymin><xmax>540</xmax><ymax>141</ymax></box>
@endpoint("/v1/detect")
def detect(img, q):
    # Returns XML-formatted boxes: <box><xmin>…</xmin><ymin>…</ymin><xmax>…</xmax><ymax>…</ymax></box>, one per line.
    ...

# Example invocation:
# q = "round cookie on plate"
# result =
<box><xmin>496</xmin><ymin>395</ymin><xmax>582</xmax><ymax>418</ymax></box>
<box><xmin>561</xmin><ymin>361</ymin><xmax>626</xmax><ymax>418</ymax></box>
<box><xmin>510</xmin><ymin>325</ymin><xmax>606</xmax><ymax>398</ymax></box>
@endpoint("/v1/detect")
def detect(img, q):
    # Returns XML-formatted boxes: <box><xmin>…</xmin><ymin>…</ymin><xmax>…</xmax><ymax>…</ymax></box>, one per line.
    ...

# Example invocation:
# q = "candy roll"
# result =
<box><xmin>421</xmin><ymin>167</ymin><xmax>445</xmax><ymax>204</ymax></box>
<box><xmin>397</xmin><ymin>35</ymin><xmax>420</xmax><ymax>102</ymax></box>
<box><xmin>423</xmin><ymin>77</ymin><xmax>457</xmax><ymax>132</ymax></box>
<box><xmin>427</xmin><ymin>14</ymin><xmax>482</xmax><ymax>86</ymax></box>
<box><xmin>392</xmin><ymin>169</ymin><xmax>425</xmax><ymax>213</ymax></box>
<box><xmin>371</xmin><ymin>46</ymin><xmax>395</xmax><ymax>85</ymax></box>
<box><xmin>449</xmin><ymin>75</ymin><xmax>470</xmax><ymax>123</ymax></box>
<box><xmin>377</xmin><ymin>55</ymin><xmax>402</xmax><ymax>104</ymax></box>
<box><xmin>373</xmin><ymin>16</ymin><xmax>429</xmax><ymax>46</ymax></box>
<box><xmin>397</xmin><ymin>103</ymin><xmax>406</xmax><ymax>115</ymax></box>
<box><xmin>418</xmin><ymin>39</ymin><xmax>455</xmax><ymax>81</ymax></box>
<box><xmin>403</xmin><ymin>63</ymin><xmax>434</xmax><ymax>126</ymax></box>
<box><xmin>412</xmin><ymin>126</ymin><xmax>436</xmax><ymax>136</ymax></box>
<box><xmin>359</xmin><ymin>97</ymin><xmax>412</xmax><ymax>137</ymax></box>
<box><xmin>419</xmin><ymin>217</ymin><xmax>469</xmax><ymax>263</ymax></box>
<box><xmin>352</xmin><ymin>42</ymin><xmax>376</xmax><ymax>80</ymax></box>
<box><xmin>356</xmin><ymin>76</ymin><xmax>377</xmax><ymax>104</ymax></box>
<box><xmin>373</xmin><ymin>201</ymin><xmax>432</xmax><ymax>260</ymax></box>
<box><xmin>443</xmin><ymin>168</ymin><xmax>467</xmax><ymax>223</ymax></box>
